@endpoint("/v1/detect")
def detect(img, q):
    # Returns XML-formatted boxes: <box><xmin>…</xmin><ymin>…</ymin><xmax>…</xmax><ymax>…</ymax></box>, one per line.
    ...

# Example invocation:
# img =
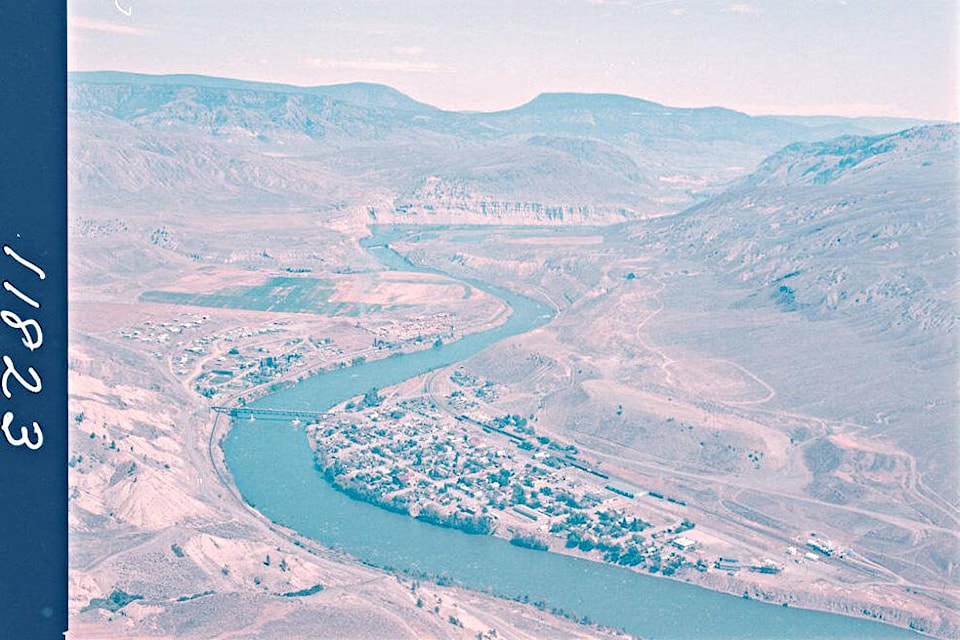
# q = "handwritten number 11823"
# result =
<box><xmin>1</xmin><ymin>245</ymin><xmax>45</xmax><ymax>450</ymax></box>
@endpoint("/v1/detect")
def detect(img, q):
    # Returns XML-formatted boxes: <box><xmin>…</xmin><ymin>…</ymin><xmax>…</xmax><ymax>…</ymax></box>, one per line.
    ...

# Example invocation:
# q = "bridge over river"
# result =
<box><xmin>213</xmin><ymin>406</ymin><xmax>327</xmax><ymax>422</ymax></box>
<box><xmin>221</xmin><ymin>227</ymin><xmax>920</xmax><ymax>640</ymax></box>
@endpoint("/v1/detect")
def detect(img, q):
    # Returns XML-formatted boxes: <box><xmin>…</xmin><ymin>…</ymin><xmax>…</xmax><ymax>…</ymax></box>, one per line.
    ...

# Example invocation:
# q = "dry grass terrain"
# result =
<box><xmin>391</xmin><ymin>221</ymin><xmax>958</xmax><ymax>637</ymax></box>
<box><xmin>66</xmin><ymin>73</ymin><xmax>958</xmax><ymax>638</ymax></box>
<box><xmin>68</xmin><ymin>209</ymin><xmax>626</xmax><ymax>640</ymax></box>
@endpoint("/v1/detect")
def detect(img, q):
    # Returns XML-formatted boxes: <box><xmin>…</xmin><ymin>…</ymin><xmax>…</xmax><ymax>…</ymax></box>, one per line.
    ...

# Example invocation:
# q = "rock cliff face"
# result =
<box><xmin>68</xmin><ymin>70</ymin><xmax>959</xmax><ymax>637</ymax></box>
<box><xmin>69</xmin><ymin>71</ymin><xmax>930</xmax><ymax>219</ymax></box>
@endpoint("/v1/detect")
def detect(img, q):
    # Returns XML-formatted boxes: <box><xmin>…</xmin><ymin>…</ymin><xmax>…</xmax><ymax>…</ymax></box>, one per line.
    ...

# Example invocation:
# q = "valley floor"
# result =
<box><xmin>68</xmin><ymin>211</ymin><xmax>959</xmax><ymax>639</ymax></box>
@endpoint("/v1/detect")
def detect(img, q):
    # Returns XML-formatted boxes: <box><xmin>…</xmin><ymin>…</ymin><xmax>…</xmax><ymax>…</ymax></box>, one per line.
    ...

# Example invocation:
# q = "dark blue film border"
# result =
<box><xmin>0</xmin><ymin>3</ymin><xmax>67</xmax><ymax>638</ymax></box>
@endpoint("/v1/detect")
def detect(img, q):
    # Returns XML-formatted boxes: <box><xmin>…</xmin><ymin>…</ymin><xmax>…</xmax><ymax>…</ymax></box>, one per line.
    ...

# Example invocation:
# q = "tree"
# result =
<box><xmin>360</xmin><ymin>387</ymin><xmax>383</xmax><ymax>408</ymax></box>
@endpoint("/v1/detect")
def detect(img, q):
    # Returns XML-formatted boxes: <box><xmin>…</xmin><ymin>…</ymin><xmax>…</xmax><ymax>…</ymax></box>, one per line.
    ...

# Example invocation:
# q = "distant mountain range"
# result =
<box><xmin>68</xmin><ymin>71</ymin><xmax>941</xmax><ymax>220</ymax></box>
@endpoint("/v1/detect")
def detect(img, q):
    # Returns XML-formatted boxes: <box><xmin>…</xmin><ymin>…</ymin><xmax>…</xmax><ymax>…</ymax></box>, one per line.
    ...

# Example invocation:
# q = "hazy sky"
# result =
<box><xmin>68</xmin><ymin>0</ymin><xmax>958</xmax><ymax>119</ymax></box>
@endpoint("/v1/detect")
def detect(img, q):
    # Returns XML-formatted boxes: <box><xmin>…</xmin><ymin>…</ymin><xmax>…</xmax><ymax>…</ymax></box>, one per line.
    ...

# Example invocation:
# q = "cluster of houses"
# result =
<box><xmin>364</xmin><ymin>312</ymin><xmax>457</xmax><ymax>350</ymax></box>
<box><xmin>306</xmin><ymin>371</ymin><xmax>790</xmax><ymax>581</ymax></box>
<box><xmin>188</xmin><ymin>326</ymin><xmax>316</xmax><ymax>397</ymax></box>
<box><xmin>117</xmin><ymin>312</ymin><xmax>210</xmax><ymax>347</ymax></box>
<box><xmin>446</xmin><ymin>369</ymin><xmax>501</xmax><ymax>412</ymax></box>
<box><xmin>119</xmin><ymin>313</ymin><xmax>343</xmax><ymax>399</ymax></box>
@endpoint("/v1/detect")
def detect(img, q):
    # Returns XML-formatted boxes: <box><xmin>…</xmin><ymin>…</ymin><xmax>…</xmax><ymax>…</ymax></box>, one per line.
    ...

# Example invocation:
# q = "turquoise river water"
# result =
<box><xmin>222</xmin><ymin>227</ymin><xmax>916</xmax><ymax>640</ymax></box>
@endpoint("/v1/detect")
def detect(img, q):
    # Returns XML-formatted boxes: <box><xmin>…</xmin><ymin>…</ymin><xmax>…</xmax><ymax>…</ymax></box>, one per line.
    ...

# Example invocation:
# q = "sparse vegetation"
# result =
<box><xmin>280</xmin><ymin>584</ymin><xmax>324</xmax><ymax>597</ymax></box>
<box><xmin>82</xmin><ymin>589</ymin><xmax>143</xmax><ymax>613</ymax></box>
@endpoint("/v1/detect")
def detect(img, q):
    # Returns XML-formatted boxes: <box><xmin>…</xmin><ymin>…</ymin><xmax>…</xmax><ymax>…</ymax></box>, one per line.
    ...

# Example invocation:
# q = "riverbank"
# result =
<box><xmin>225</xmin><ymin>418</ymin><xmax>923</xmax><ymax>640</ymax></box>
<box><xmin>70</xmin><ymin>208</ymin><xmax>641</xmax><ymax>639</ymax></box>
<box><xmin>301</xmin><ymin>396</ymin><xmax>952</xmax><ymax>639</ymax></box>
<box><xmin>219</xmin><ymin>226</ymin><xmax>940</xmax><ymax>639</ymax></box>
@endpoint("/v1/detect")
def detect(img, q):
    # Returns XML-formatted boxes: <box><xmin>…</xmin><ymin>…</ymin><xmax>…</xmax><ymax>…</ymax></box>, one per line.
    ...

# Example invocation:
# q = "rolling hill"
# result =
<box><xmin>68</xmin><ymin>71</ymin><xmax>934</xmax><ymax>221</ymax></box>
<box><xmin>620</xmin><ymin>123</ymin><xmax>959</xmax><ymax>508</ymax></box>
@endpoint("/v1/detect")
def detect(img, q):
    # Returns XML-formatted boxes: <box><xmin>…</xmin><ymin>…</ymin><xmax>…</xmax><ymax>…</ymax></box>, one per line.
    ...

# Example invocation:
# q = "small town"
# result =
<box><xmin>363</xmin><ymin>312</ymin><xmax>458</xmax><ymax>350</ymax></box>
<box><xmin>116</xmin><ymin>310</ymin><xmax>463</xmax><ymax>402</ymax></box>
<box><xmin>113</xmin><ymin>310</ymin><xmax>847</xmax><ymax>590</ymax></box>
<box><xmin>308</xmin><ymin>367</ymin><xmax>793</xmax><ymax>580</ymax></box>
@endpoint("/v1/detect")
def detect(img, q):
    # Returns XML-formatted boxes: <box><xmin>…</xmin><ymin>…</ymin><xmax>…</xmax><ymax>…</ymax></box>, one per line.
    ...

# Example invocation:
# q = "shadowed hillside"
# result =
<box><xmin>620</xmin><ymin>124</ymin><xmax>959</xmax><ymax>508</ymax></box>
<box><xmin>68</xmin><ymin>72</ymin><xmax>934</xmax><ymax>221</ymax></box>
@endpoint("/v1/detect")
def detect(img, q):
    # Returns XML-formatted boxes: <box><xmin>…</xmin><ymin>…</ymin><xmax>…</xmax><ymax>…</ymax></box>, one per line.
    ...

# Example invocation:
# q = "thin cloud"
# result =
<box><xmin>392</xmin><ymin>46</ymin><xmax>426</xmax><ymax>56</ymax></box>
<box><xmin>728</xmin><ymin>3</ymin><xmax>762</xmax><ymax>14</ymax></box>
<box><xmin>70</xmin><ymin>16</ymin><xmax>151</xmax><ymax>36</ymax></box>
<box><xmin>302</xmin><ymin>57</ymin><xmax>448</xmax><ymax>73</ymax></box>
<box><xmin>588</xmin><ymin>0</ymin><xmax>671</xmax><ymax>6</ymax></box>
<box><xmin>586</xmin><ymin>0</ymin><xmax>683</xmax><ymax>10</ymax></box>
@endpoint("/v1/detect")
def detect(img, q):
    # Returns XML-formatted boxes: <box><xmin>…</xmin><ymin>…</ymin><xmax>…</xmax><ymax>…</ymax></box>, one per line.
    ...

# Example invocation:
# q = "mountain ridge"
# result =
<box><xmin>70</xmin><ymin>71</ymin><xmax>946</xmax><ymax>129</ymax></box>
<box><xmin>68</xmin><ymin>71</ymin><xmax>441</xmax><ymax>114</ymax></box>
<box><xmin>68</xmin><ymin>71</ymin><xmax>952</xmax><ymax>221</ymax></box>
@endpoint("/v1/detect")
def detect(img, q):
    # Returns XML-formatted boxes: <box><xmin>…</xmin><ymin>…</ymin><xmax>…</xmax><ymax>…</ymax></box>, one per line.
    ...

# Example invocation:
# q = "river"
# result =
<box><xmin>222</xmin><ymin>225</ymin><xmax>916</xmax><ymax>640</ymax></box>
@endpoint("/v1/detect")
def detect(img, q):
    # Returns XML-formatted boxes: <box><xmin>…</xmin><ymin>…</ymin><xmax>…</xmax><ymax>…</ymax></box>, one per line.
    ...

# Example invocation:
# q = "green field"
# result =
<box><xmin>140</xmin><ymin>276</ymin><xmax>388</xmax><ymax>317</ymax></box>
